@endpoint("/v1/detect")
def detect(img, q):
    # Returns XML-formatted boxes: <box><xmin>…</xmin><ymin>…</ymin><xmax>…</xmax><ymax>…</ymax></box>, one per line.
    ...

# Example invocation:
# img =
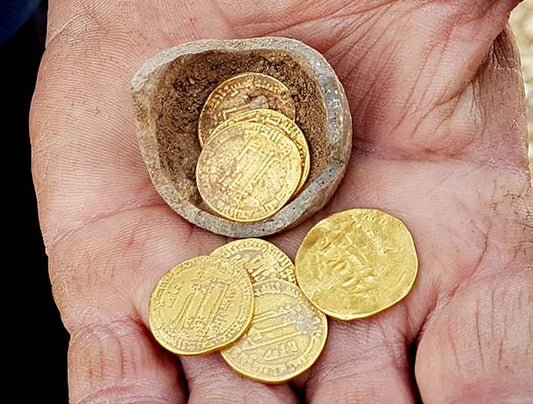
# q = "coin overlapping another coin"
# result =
<box><xmin>195</xmin><ymin>72</ymin><xmax>309</xmax><ymax>223</ymax></box>
<box><xmin>148</xmin><ymin>209</ymin><xmax>419</xmax><ymax>384</ymax></box>
<box><xmin>149</xmin><ymin>255</ymin><xmax>254</xmax><ymax>355</ymax></box>
<box><xmin>149</xmin><ymin>238</ymin><xmax>328</xmax><ymax>382</ymax></box>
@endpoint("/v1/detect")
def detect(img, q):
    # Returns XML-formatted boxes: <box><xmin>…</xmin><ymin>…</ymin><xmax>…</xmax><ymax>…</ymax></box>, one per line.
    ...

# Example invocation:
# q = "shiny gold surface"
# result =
<box><xmin>149</xmin><ymin>255</ymin><xmax>254</xmax><ymax>355</ymax></box>
<box><xmin>211</xmin><ymin>238</ymin><xmax>297</xmax><ymax>284</ymax></box>
<box><xmin>198</xmin><ymin>72</ymin><xmax>296</xmax><ymax>146</ymax></box>
<box><xmin>221</xmin><ymin>280</ymin><xmax>328</xmax><ymax>383</ymax></box>
<box><xmin>209</xmin><ymin>109</ymin><xmax>310</xmax><ymax>193</ymax></box>
<box><xmin>295</xmin><ymin>209</ymin><xmax>418</xmax><ymax>320</ymax></box>
<box><xmin>196</xmin><ymin>121</ymin><xmax>302</xmax><ymax>222</ymax></box>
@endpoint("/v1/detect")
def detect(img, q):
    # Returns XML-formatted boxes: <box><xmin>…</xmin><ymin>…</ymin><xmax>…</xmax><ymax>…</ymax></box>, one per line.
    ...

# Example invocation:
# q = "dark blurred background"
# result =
<box><xmin>2</xmin><ymin>0</ymin><xmax>69</xmax><ymax>402</ymax></box>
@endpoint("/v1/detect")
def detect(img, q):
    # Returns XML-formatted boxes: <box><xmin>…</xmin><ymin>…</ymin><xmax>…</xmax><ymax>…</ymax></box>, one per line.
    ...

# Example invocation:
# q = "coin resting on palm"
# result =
<box><xmin>295</xmin><ymin>209</ymin><xmax>418</xmax><ymax>320</ymax></box>
<box><xmin>147</xmin><ymin>68</ymin><xmax>416</xmax><ymax>381</ymax></box>
<box><xmin>198</xmin><ymin>72</ymin><xmax>296</xmax><ymax>146</ymax></box>
<box><xmin>151</xmin><ymin>70</ymin><xmax>417</xmax><ymax>377</ymax></box>
<box><xmin>220</xmin><ymin>279</ymin><xmax>328</xmax><ymax>383</ymax></box>
<box><xmin>196</xmin><ymin>121</ymin><xmax>302</xmax><ymax>222</ymax></box>
<box><xmin>149</xmin><ymin>255</ymin><xmax>254</xmax><ymax>355</ymax></box>
<box><xmin>147</xmin><ymin>212</ymin><xmax>419</xmax><ymax>384</ymax></box>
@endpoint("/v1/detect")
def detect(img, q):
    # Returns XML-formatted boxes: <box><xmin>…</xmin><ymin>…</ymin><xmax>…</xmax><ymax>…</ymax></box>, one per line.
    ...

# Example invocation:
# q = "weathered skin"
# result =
<box><xmin>31</xmin><ymin>1</ymin><xmax>532</xmax><ymax>403</ymax></box>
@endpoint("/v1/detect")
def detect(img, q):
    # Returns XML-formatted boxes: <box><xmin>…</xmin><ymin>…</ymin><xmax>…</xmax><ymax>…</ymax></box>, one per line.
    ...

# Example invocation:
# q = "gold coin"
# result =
<box><xmin>295</xmin><ymin>209</ymin><xmax>418</xmax><ymax>320</ymax></box>
<box><xmin>196</xmin><ymin>121</ymin><xmax>302</xmax><ymax>223</ymax></box>
<box><xmin>211</xmin><ymin>238</ymin><xmax>297</xmax><ymax>284</ymax></box>
<box><xmin>221</xmin><ymin>279</ymin><xmax>328</xmax><ymax>383</ymax></box>
<box><xmin>149</xmin><ymin>255</ymin><xmax>254</xmax><ymax>355</ymax></box>
<box><xmin>209</xmin><ymin>109</ymin><xmax>310</xmax><ymax>193</ymax></box>
<box><xmin>198</xmin><ymin>72</ymin><xmax>296</xmax><ymax>146</ymax></box>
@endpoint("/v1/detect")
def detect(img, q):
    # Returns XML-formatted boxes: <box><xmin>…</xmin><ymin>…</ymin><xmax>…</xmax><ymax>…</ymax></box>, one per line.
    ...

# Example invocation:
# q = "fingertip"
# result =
<box><xmin>68</xmin><ymin>317</ymin><xmax>187</xmax><ymax>403</ymax></box>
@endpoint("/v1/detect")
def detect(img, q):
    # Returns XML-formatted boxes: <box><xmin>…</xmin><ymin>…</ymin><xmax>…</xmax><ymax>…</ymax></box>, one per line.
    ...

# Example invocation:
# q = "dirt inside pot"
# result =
<box><xmin>150</xmin><ymin>49</ymin><xmax>330</xmax><ymax>211</ymax></box>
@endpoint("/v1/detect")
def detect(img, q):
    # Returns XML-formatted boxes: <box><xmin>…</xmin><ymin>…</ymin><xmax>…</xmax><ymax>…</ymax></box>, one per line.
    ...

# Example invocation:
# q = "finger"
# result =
<box><xmin>68</xmin><ymin>317</ymin><xmax>186</xmax><ymax>403</ymax></box>
<box><xmin>324</xmin><ymin>0</ymin><xmax>525</xmax><ymax>161</ymax></box>
<box><xmin>221</xmin><ymin>0</ymin><xmax>525</xmax><ymax>160</ymax></box>
<box><xmin>415</xmin><ymin>273</ymin><xmax>533</xmax><ymax>402</ymax></box>
<box><xmin>179</xmin><ymin>355</ymin><xmax>297</xmax><ymax>403</ymax></box>
<box><xmin>50</xmin><ymin>208</ymin><xmax>218</xmax><ymax>402</ymax></box>
<box><xmin>298</xmin><ymin>311</ymin><xmax>416</xmax><ymax>403</ymax></box>
<box><xmin>273</xmin><ymin>176</ymin><xmax>441</xmax><ymax>401</ymax></box>
<box><xmin>281</xmin><ymin>201</ymin><xmax>438</xmax><ymax>401</ymax></box>
<box><xmin>51</xmin><ymin>205</ymin><xmax>297</xmax><ymax>403</ymax></box>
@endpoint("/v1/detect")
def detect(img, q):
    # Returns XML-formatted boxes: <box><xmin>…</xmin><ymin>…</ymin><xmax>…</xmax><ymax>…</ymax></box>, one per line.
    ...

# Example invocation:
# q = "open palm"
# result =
<box><xmin>31</xmin><ymin>0</ymin><xmax>532</xmax><ymax>402</ymax></box>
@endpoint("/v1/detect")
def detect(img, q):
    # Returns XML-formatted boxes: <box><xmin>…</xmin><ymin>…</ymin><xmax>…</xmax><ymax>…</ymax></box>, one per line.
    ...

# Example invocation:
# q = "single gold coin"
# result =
<box><xmin>221</xmin><ymin>279</ymin><xmax>328</xmax><ymax>383</ymax></box>
<box><xmin>149</xmin><ymin>255</ymin><xmax>254</xmax><ymax>355</ymax></box>
<box><xmin>196</xmin><ymin>121</ymin><xmax>302</xmax><ymax>223</ymax></box>
<box><xmin>295</xmin><ymin>209</ymin><xmax>418</xmax><ymax>320</ymax></box>
<box><xmin>209</xmin><ymin>109</ymin><xmax>310</xmax><ymax>193</ymax></box>
<box><xmin>211</xmin><ymin>238</ymin><xmax>297</xmax><ymax>284</ymax></box>
<box><xmin>198</xmin><ymin>72</ymin><xmax>296</xmax><ymax>146</ymax></box>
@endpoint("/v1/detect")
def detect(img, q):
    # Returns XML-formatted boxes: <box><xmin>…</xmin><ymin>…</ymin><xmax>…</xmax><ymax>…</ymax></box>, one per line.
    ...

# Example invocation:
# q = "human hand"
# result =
<box><xmin>31</xmin><ymin>1</ymin><xmax>532</xmax><ymax>402</ymax></box>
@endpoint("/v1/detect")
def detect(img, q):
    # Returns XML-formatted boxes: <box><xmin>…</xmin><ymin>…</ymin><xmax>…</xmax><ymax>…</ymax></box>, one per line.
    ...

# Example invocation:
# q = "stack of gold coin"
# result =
<box><xmin>149</xmin><ymin>208</ymin><xmax>418</xmax><ymax>383</ymax></box>
<box><xmin>149</xmin><ymin>238</ymin><xmax>328</xmax><ymax>383</ymax></box>
<box><xmin>195</xmin><ymin>73</ymin><xmax>310</xmax><ymax>223</ymax></box>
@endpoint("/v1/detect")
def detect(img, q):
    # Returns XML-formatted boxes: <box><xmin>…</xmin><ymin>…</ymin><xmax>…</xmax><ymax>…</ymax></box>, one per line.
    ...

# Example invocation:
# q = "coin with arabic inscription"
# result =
<box><xmin>295</xmin><ymin>209</ymin><xmax>418</xmax><ymax>320</ymax></box>
<box><xmin>221</xmin><ymin>279</ymin><xmax>328</xmax><ymax>383</ymax></box>
<box><xmin>196</xmin><ymin>121</ymin><xmax>302</xmax><ymax>222</ymax></box>
<box><xmin>198</xmin><ymin>72</ymin><xmax>295</xmax><ymax>146</ymax></box>
<box><xmin>149</xmin><ymin>255</ymin><xmax>254</xmax><ymax>355</ymax></box>
<box><xmin>209</xmin><ymin>109</ymin><xmax>310</xmax><ymax>193</ymax></box>
<box><xmin>211</xmin><ymin>238</ymin><xmax>296</xmax><ymax>284</ymax></box>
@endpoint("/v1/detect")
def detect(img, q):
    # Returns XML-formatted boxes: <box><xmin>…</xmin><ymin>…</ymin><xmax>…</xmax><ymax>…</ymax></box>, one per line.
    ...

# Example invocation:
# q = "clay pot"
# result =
<box><xmin>132</xmin><ymin>37</ymin><xmax>352</xmax><ymax>238</ymax></box>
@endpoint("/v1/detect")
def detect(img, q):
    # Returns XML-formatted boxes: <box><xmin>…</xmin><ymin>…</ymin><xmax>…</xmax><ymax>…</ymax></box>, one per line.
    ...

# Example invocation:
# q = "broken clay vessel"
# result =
<box><xmin>132</xmin><ymin>37</ymin><xmax>352</xmax><ymax>238</ymax></box>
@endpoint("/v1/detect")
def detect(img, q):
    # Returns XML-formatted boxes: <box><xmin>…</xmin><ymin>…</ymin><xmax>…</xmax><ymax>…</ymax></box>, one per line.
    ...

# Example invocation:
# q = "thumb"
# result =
<box><xmin>245</xmin><ymin>1</ymin><xmax>525</xmax><ymax>163</ymax></box>
<box><xmin>326</xmin><ymin>0</ymin><xmax>524</xmax><ymax>161</ymax></box>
